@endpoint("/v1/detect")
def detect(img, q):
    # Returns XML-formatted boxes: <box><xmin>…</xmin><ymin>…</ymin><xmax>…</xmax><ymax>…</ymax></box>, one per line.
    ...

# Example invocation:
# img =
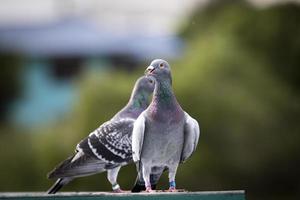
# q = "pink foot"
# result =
<box><xmin>145</xmin><ymin>186</ymin><xmax>154</xmax><ymax>193</ymax></box>
<box><xmin>113</xmin><ymin>188</ymin><xmax>125</xmax><ymax>193</ymax></box>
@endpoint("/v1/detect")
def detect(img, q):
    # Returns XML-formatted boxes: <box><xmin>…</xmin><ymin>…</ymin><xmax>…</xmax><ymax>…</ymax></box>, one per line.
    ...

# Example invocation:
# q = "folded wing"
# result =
<box><xmin>131</xmin><ymin>112</ymin><xmax>146</xmax><ymax>162</ymax></box>
<box><xmin>48</xmin><ymin>118</ymin><xmax>135</xmax><ymax>179</ymax></box>
<box><xmin>180</xmin><ymin>112</ymin><xmax>200</xmax><ymax>163</ymax></box>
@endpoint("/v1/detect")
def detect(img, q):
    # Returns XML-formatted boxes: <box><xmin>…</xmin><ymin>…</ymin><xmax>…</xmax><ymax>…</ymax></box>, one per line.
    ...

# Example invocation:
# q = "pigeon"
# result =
<box><xmin>131</xmin><ymin>59</ymin><xmax>200</xmax><ymax>192</ymax></box>
<box><xmin>47</xmin><ymin>76</ymin><xmax>155</xmax><ymax>194</ymax></box>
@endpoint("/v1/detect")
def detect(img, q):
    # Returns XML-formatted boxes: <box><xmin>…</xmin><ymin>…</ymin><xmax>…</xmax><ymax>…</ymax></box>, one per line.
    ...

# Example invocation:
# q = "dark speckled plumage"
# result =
<box><xmin>47</xmin><ymin>76</ymin><xmax>154</xmax><ymax>194</ymax></box>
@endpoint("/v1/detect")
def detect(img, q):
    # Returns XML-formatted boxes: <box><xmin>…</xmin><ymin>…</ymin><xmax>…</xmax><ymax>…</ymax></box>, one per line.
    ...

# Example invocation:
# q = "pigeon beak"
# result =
<box><xmin>145</xmin><ymin>65</ymin><xmax>155</xmax><ymax>75</ymax></box>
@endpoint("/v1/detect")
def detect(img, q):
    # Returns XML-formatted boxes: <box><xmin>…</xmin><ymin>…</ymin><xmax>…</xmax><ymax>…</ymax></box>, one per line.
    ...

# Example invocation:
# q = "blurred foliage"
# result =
<box><xmin>0</xmin><ymin>1</ymin><xmax>300</xmax><ymax>200</ymax></box>
<box><xmin>0</xmin><ymin>54</ymin><xmax>23</xmax><ymax>121</ymax></box>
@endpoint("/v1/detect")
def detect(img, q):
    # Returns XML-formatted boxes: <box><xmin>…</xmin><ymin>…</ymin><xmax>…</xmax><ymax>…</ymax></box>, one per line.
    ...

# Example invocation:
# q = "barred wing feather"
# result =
<box><xmin>77</xmin><ymin>118</ymin><xmax>135</xmax><ymax>164</ymax></box>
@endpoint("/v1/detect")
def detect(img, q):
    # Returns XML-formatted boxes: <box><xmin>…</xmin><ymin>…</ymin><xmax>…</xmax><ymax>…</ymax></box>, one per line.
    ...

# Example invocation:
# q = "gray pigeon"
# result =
<box><xmin>131</xmin><ymin>59</ymin><xmax>200</xmax><ymax>192</ymax></box>
<box><xmin>47</xmin><ymin>76</ymin><xmax>155</xmax><ymax>194</ymax></box>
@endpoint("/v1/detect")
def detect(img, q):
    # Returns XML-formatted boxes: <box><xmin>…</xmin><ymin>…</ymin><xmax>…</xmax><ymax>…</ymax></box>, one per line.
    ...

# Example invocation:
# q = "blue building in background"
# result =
<box><xmin>0</xmin><ymin>18</ymin><xmax>182</xmax><ymax>127</ymax></box>
<box><xmin>9</xmin><ymin>64</ymin><xmax>78</xmax><ymax>126</ymax></box>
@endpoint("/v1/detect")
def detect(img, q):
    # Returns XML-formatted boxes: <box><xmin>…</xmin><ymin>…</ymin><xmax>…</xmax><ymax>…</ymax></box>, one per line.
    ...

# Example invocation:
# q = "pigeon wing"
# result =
<box><xmin>180</xmin><ymin>112</ymin><xmax>200</xmax><ymax>163</ymax></box>
<box><xmin>131</xmin><ymin>111</ymin><xmax>146</xmax><ymax>162</ymax></box>
<box><xmin>77</xmin><ymin>118</ymin><xmax>135</xmax><ymax>165</ymax></box>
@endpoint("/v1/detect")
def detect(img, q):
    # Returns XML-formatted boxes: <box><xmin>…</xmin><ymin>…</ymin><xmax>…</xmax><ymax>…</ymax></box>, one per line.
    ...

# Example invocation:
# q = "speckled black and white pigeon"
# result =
<box><xmin>131</xmin><ymin>59</ymin><xmax>200</xmax><ymax>192</ymax></box>
<box><xmin>47</xmin><ymin>76</ymin><xmax>155</xmax><ymax>194</ymax></box>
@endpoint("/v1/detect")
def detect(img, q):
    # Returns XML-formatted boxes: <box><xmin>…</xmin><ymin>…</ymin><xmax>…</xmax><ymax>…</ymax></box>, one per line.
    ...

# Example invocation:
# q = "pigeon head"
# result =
<box><xmin>135</xmin><ymin>76</ymin><xmax>155</xmax><ymax>94</ymax></box>
<box><xmin>112</xmin><ymin>76</ymin><xmax>154</xmax><ymax>119</ymax></box>
<box><xmin>145</xmin><ymin>59</ymin><xmax>172</xmax><ymax>84</ymax></box>
<box><xmin>127</xmin><ymin>76</ymin><xmax>155</xmax><ymax>110</ymax></box>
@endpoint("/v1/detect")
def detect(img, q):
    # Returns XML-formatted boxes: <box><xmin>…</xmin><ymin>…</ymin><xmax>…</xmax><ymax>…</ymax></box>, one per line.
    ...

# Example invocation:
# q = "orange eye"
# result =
<box><xmin>160</xmin><ymin>63</ymin><xmax>164</xmax><ymax>68</ymax></box>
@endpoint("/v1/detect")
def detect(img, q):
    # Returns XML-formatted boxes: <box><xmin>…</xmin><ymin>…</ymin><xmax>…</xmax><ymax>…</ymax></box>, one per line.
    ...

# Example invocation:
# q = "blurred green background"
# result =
<box><xmin>0</xmin><ymin>0</ymin><xmax>300</xmax><ymax>200</ymax></box>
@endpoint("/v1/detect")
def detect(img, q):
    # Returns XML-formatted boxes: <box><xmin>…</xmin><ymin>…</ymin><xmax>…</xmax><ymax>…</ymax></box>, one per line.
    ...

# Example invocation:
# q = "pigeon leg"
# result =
<box><xmin>107</xmin><ymin>166</ymin><xmax>123</xmax><ymax>193</ymax></box>
<box><xmin>168</xmin><ymin>164</ymin><xmax>178</xmax><ymax>192</ymax></box>
<box><xmin>142</xmin><ymin>165</ymin><xmax>153</xmax><ymax>192</ymax></box>
<box><xmin>150</xmin><ymin>166</ymin><xmax>165</xmax><ymax>190</ymax></box>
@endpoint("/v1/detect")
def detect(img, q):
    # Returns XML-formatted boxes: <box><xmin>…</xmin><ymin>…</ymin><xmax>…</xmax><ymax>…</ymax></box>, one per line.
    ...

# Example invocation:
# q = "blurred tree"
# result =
<box><xmin>50</xmin><ymin>57</ymin><xmax>83</xmax><ymax>81</ymax></box>
<box><xmin>0</xmin><ymin>54</ymin><xmax>23</xmax><ymax>122</ymax></box>
<box><xmin>177</xmin><ymin>0</ymin><xmax>300</xmax><ymax>199</ymax></box>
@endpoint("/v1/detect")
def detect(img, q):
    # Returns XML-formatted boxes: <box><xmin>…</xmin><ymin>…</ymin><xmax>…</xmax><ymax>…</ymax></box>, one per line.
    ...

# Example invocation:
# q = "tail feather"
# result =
<box><xmin>47</xmin><ymin>155</ymin><xmax>74</xmax><ymax>179</ymax></box>
<box><xmin>131</xmin><ymin>162</ymin><xmax>145</xmax><ymax>192</ymax></box>
<box><xmin>131</xmin><ymin>182</ymin><xmax>146</xmax><ymax>193</ymax></box>
<box><xmin>47</xmin><ymin>153</ymin><xmax>115</xmax><ymax>194</ymax></box>
<box><xmin>47</xmin><ymin>178</ymin><xmax>66</xmax><ymax>194</ymax></box>
<box><xmin>48</xmin><ymin>154</ymin><xmax>107</xmax><ymax>179</ymax></box>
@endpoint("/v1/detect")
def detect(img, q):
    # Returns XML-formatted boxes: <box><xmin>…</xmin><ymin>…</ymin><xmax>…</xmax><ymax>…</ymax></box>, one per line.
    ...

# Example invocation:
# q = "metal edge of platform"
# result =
<box><xmin>0</xmin><ymin>190</ymin><xmax>245</xmax><ymax>198</ymax></box>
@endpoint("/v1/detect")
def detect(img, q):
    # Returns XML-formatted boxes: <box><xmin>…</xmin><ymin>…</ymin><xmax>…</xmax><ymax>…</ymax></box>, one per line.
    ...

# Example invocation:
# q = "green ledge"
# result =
<box><xmin>0</xmin><ymin>190</ymin><xmax>245</xmax><ymax>200</ymax></box>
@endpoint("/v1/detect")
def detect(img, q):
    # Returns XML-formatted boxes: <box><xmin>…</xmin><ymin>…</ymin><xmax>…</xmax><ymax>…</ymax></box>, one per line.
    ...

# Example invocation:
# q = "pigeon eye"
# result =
<box><xmin>159</xmin><ymin>63</ymin><xmax>164</xmax><ymax>68</ymax></box>
<box><xmin>149</xmin><ymin>80</ymin><xmax>153</xmax><ymax>84</ymax></box>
